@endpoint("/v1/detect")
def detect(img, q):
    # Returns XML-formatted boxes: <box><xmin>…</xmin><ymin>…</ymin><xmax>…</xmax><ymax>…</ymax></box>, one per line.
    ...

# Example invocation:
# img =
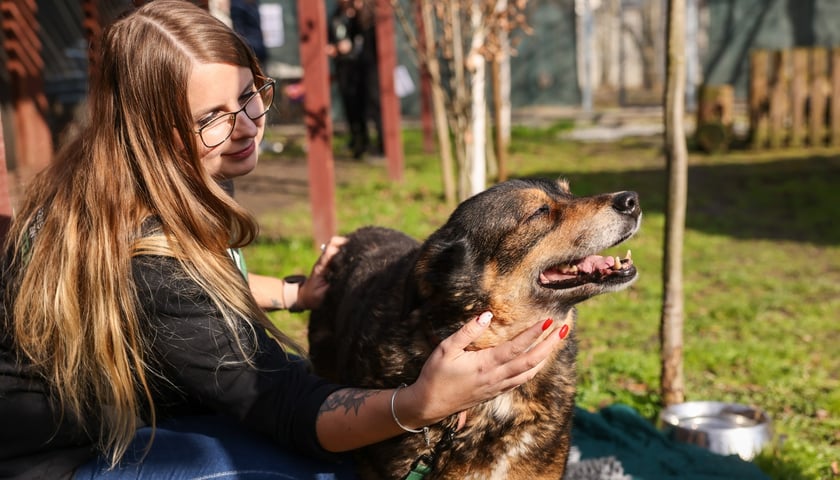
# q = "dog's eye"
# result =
<box><xmin>527</xmin><ymin>204</ymin><xmax>551</xmax><ymax>221</ymax></box>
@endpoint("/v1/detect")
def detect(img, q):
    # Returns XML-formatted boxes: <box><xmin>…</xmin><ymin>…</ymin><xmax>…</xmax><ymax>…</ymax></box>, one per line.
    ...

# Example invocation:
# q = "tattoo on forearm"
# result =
<box><xmin>270</xmin><ymin>297</ymin><xmax>282</xmax><ymax>309</ymax></box>
<box><xmin>319</xmin><ymin>388</ymin><xmax>379</xmax><ymax>418</ymax></box>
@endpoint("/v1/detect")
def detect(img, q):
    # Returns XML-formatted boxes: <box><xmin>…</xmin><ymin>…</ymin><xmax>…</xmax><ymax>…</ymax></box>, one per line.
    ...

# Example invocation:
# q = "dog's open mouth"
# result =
<box><xmin>539</xmin><ymin>250</ymin><xmax>635</xmax><ymax>289</ymax></box>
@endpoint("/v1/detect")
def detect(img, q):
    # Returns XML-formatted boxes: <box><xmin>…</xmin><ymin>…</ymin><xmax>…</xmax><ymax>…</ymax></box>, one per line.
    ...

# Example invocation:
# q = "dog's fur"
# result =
<box><xmin>308</xmin><ymin>177</ymin><xmax>641</xmax><ymax>480</ymax></box>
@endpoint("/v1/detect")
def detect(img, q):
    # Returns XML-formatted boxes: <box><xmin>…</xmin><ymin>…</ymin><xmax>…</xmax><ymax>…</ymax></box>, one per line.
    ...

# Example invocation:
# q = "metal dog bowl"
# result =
<box><xmin>659</xmin><ymin>401</ymin><xmax>772</xmax><ymax>461</ymax></box>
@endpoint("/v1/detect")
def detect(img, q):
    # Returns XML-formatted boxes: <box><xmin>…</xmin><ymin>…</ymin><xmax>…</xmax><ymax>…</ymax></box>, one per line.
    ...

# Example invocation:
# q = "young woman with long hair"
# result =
<box><xmin>0</xmin><ymin>1</ymin><xmax>562</xmax><ymax>478</ymax></box>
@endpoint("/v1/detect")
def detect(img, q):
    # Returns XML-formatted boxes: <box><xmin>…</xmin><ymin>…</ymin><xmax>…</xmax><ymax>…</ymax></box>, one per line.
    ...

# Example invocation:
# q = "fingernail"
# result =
<box><xmin>542</xmin><ymin>318</ymin><xmax>553</xmax><ymax>331</ymax></box>
<box><xmin>478</xmin><ymin>312</ymin><xmax>493</xmax><ymax>327</ymax></box>
<box><xmin>558</xmin><ymin>324</ymin><xmax>570</xmax><ymax>339</ymax></box>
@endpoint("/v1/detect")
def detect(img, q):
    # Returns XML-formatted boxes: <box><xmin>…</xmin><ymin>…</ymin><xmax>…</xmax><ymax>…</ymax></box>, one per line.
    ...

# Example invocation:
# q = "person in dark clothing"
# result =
<box><xmin>230</xmin><ymin>0</ymin><xmax>267</xmax><ymax>66</ymax></box>
<box><xmin>327</xmin><ymin>0</ymin><xmax>384</xmax><ymax>159</ymax></box>
<box><xmin>0</xmin><ymin>1</ymin><xmax>563</xmax><ymax>478</ymax></box>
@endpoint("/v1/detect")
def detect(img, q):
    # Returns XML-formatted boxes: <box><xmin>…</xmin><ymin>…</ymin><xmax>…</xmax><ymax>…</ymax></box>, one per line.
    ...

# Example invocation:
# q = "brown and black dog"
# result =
<box><xmin>308</xmin><ymin>177</ymin><xmax>641</xmax><ymax>479</ymax></box>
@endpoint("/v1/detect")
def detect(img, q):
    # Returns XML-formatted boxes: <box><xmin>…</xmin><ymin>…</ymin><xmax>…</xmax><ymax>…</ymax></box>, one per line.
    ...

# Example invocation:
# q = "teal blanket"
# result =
<box><xmin>571</xmin><ymin>404</ymin><xmax>770</xmax><ymax>480</ymax></box>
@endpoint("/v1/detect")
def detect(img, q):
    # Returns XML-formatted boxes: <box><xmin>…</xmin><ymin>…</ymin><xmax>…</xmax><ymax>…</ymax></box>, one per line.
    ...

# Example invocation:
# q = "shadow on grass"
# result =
<box><xmin>526</xmin><ymin>153</ymin><xmax>840</xmax><ymax>246</ymax></box>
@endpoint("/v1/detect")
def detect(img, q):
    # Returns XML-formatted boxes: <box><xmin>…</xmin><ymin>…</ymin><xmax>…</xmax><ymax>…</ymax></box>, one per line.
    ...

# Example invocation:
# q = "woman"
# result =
<box><xmin>0</xmin><ymin>1</ymin><xmax>562</xmax><ymax>479</ymax></box>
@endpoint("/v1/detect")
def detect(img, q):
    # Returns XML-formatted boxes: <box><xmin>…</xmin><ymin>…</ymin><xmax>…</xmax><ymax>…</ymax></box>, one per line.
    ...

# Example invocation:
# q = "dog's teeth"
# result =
<box><xmin>569</xmin><ymin>265</ymin><xmax>578</xmax><ymax>274</ymax></box>
<box><xmin>626</xmin><ymin>249</ymin><xmax>632</xmax><ymax>260</ymax></box>
<box><xmin>613</xmin><ymin>256</ymin><xmax>622</xmax><ymax>270</ymax></box>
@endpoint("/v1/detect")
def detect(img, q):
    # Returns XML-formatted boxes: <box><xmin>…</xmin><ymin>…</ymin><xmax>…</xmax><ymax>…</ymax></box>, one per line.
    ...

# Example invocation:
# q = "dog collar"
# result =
<box><xmin>400</xmin><ymin>420</ymin><xmax>459</xmax><ymax>480</ymax></box>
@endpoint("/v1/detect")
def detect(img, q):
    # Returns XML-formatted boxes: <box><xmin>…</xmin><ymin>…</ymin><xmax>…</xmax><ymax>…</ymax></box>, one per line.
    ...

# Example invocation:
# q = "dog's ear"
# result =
<box><xmin>413</xmin><ymin>233</ymin><xmax>476</xmax><ymax>300</ymax></box>
<box><xmin>556</xmin><ymin>177</ymin><xmax>571</xmax><ymax>194</ymax></box>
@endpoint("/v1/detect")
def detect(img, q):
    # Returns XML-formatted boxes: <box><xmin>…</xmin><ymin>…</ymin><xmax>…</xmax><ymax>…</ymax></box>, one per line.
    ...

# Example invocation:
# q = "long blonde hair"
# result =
<box><xmin>3</xmin><ymin>0</ymin><xmax>301</xmax><ymax>466</ymax></box>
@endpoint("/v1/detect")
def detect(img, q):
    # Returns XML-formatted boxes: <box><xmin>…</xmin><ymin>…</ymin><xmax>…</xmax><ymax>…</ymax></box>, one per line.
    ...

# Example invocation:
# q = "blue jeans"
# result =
<box><xmin>73</xmin><ymin>416</ymin><xmax>358</xmax><ymax>480</ymax></box>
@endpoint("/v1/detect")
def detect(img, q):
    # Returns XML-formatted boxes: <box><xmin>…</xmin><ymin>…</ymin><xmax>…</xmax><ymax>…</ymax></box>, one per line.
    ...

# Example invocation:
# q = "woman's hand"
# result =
<box><xmin>296</xmin><ymin>236</ymin><xmax>347</xmax><ymax>310</ymax></box>
<box><xmin>314</xmin><ymin>311</ymin><xmax>564</xmax><ymax>452</ymax></box>
<box><xmin>393</xmin><ymin>312</ymin><xmax>564</xmax><ymax>428</ymax></box>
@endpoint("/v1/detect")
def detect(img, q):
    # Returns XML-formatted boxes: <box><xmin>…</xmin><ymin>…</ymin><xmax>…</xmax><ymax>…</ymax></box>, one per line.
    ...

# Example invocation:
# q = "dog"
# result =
<box><xmin>308</xmin><ymin>177</ymin><xmax>641</xmax><ymax>479</ymax></box>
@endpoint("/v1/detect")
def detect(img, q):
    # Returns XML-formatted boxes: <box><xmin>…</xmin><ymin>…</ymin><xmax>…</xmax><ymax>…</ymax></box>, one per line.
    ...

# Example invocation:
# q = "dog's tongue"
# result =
<box><xmin>576</xmin><ymin>255</ymin><xmax>616</xmax><ymax>274</ymax></box>
<box><xmin>541</xmin><ymin>255</ymin><xmax>616</xmax><ymax>282</ymax></box>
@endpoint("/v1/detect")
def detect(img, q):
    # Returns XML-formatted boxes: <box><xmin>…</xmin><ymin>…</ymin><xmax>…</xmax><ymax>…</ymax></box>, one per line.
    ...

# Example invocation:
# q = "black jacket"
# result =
<box><xmin>0</xmin><ymin>252</ymin><xmax>342</xmax><ymax>479</ymax></box>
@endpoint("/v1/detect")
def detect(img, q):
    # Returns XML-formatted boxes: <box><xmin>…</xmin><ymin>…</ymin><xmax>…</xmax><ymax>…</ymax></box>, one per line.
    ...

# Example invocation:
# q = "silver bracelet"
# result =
<box><xmin>390</xmin><ymin>383</ymin><xmax>428</xmax><ymax>434</ymax></box>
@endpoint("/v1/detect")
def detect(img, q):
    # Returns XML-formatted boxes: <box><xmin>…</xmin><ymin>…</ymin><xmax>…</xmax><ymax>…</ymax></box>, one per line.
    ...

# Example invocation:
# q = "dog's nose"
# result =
<box><xmin>612</xmin><ymin>191</ymin><xmax>640</xmax><ymax>217</ymax></box>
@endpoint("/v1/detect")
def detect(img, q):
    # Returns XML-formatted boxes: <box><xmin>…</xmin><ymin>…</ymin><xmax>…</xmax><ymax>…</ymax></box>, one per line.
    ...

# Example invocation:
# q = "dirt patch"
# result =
<box><xmin>233</xmin><ymin>155</ymin><xmax>313</xmax><ymax>219</ymax></box>
<box><xmin>232</xmin><ymin>135</ymin><xmax>374</xmax><ymax>238</ymax></box>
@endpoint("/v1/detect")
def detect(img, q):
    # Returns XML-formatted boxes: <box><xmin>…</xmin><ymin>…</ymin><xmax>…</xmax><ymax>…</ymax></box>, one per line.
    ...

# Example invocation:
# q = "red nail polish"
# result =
<box><xmin>558</xmin><ymin>324</ymin><xmax>570</xmax><ymax>339</ymax></box>
<box><xmin>542</xmin><ymin>318</ymin><xmax>553</xmax><ymax>331</ymax></box>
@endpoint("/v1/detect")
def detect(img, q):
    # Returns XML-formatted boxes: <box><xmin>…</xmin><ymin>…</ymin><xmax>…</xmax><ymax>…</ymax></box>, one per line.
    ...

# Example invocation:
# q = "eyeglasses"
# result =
<box><xmin>195</xmin><ymin>78</ymin><xmax>275</xmax><ymax>148</ymax></box>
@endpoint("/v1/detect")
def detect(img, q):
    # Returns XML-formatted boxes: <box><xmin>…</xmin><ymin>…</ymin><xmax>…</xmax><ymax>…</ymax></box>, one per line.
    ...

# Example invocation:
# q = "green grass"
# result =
<box><xmin>245</xmin><ymin>124</ymin><xmax>840</xmax><ymax>480</ymax></box>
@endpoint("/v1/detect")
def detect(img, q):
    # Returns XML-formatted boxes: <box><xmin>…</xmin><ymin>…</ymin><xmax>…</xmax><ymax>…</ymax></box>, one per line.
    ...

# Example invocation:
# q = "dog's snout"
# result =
<box><xmin>612</xmin><ymin>191</ymin><xmax>640</xmax><ymax>216</ymax></box>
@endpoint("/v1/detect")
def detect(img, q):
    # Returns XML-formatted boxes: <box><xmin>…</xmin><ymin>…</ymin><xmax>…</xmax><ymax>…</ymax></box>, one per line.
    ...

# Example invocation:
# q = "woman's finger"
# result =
<box><xmin>312</xmin><ymin>236</ymin><xmax>348</xmax><ymax>273</ymax></box>
<box><xmin>437</xmin><ymin>312</ymin><xmax>494</xmax><ymax>353</ymax></box>
<box><xmin>490</xmin><ymin>318</ymin><xmax>555</xmax><ymax>362</ymax></box>
<box><xmin>494</xmin><ymin>321</ymin><xmax>564</xmax><ymax>383</ymax></box>
<box><xmin>318</xmin><ymin>236</ymin><xmax>347</xmax><ymax>263</ymax></box>
<box><xmin>326</xmin><ymin>235</ymin><xmax>348</xmax><ymax>251</ymax></box>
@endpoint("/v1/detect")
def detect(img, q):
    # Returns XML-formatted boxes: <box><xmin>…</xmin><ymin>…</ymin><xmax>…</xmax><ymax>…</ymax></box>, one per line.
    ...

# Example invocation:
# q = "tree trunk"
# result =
<box><xmin>413</xmin><ymin>0</ymin><xmax>436</xmax><ymax>154</ymax></box>
<box><xmin>491</xmin><ymin>55</ymin><xmax>507</xmax><ymax>182</ymax></box>
<box><xmin>421</xmin><ymin>0</ymin><xmax>457</xmax><ymax>207</ymax></box>
<box><xmin>493</xmin><ymin>0</ymin><xmax>510</xmax><ymax>181</ymax></box>
<box><xmin>468</xmin><ymin>0</ymin><xmax>486</xmax><ymax>197</ymax></box>
<box><xmin>661</xmin><ymin>0</ymin><xmax>687</xmax><ymax>407</ymax></box>
<box><xmin>449</xmin><ymin>3</ymin><xmax>470</xmax><ymax>201</ymax></box>
<box><xmin>580</xmin><ymin>0</ymin><xmax>594</xmax><ymax>113</ymax></box>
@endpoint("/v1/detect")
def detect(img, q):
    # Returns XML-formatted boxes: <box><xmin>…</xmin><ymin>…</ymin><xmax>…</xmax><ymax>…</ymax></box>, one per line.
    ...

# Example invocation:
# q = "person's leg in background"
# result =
<box><xmin>336</xmin><ymin>61</ymin><xmax>368</xmax><ymax>160</ymax></box>
<box><xmin>364</xmin><ymin>62</ymin><xmax>384</xmax><ymax>157</ymax></box>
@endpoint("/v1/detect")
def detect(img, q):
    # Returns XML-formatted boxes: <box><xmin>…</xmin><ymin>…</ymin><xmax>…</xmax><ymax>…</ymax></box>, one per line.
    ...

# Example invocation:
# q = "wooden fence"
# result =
<box><xmin>749</xmin><ymin>47</ymin><xmax>840</xmax><ymax>149</ymax></box>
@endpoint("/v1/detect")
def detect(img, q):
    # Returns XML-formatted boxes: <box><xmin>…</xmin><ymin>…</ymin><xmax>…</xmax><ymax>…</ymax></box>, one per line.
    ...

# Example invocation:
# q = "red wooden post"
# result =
<box><xmin>81</xmin><ymin>0</ymin><xmax>101</xmax><ymax>79</ymax></box>
<box><xmin>413</xmin><ymin>0</ymin><xmax>435</xmax><ymax>154</ymax></box>
<box><xmin>375</xmin><ymin>0</ymin><xmax>403</xmax><ymax>181</ymax></box>
<box><xmin>0</xmin><ymin>109</ymin><xmax>12</xmax><ymax>241</ymax></box>
<box><xmin>297</xmin><ymin>0</ymin><xmax>337</xmax><ymax>246</ymax></box>
<box><xmin>1</xmin><ymin>0</ymin><xmax>53</xmax><ymax>179</ymax></box>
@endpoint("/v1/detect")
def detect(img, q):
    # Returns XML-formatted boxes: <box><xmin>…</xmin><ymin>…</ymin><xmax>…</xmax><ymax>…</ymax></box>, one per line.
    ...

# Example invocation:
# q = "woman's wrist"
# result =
<box><xmin>282</xmin><ymin>275</ymin><xmax>306</xmax><ymax>312</ymax></box>
<box><xmin>390</xmin><ymin>383</ymin><xmax>436</xmax><ymax>431</ymax></box>
<box><xmin>391</xmin><ymin>384</ymin><xmax>423</xmax><ymax>432</ymax></box>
